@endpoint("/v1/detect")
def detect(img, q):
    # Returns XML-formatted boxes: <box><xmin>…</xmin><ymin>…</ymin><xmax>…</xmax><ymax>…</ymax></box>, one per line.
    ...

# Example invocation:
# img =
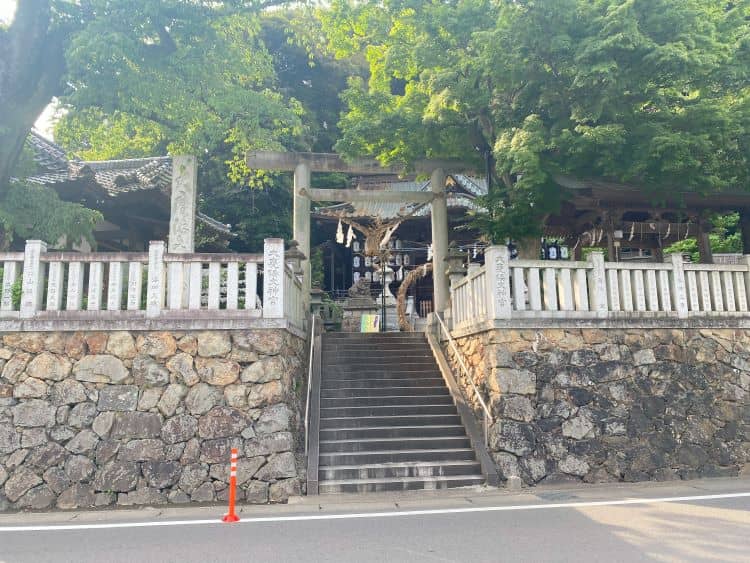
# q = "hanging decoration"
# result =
<box><xmin>336</xmin><ymin>219</ymin><xmax>344</xmax><ymax>244</ymax></box>
<box><xmin>345</xmin><ymin>223</ymin><xmax>356</xmax><ymax>248</ymax></box>
<box><xmin>628</xmin><ymin>222</ymin><xmax>635</xmax><ymax>241</ymax></box>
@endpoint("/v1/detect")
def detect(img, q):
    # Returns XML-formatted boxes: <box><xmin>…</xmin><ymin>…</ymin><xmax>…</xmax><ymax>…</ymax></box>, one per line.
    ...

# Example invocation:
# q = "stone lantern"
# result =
<box><xmin>285</xmin><ymin>240</ymin><xmax>306</xmax><ymax>279</ymax></box>
<box><xmin>446</xmin><ymin>245</ymin><xmax>467</xmax><ymax>287</ymax></box>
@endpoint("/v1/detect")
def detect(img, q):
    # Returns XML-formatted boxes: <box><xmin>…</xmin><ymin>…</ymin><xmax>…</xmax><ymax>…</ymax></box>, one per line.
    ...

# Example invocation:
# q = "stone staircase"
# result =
<box><xmin>317</xmin><ymin>332</ymin><xmax>485</xmax><ymax>494</ymax></box>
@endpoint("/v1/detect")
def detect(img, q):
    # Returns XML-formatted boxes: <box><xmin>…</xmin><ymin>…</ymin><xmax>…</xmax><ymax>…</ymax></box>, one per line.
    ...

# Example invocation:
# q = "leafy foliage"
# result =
<box><xmin>664</xmin><ymin>213</ymin><xmax>743</xmax><ymax>262</ymax></box>
<box><xmin>0</xmin><ymin>181</ymin><xmax>102</xmax><ymax>250</ymax></box>
<box><xmin>55</xmin><ymin>6</ymin><xmax>363</xmax><ymax>252</ymax></box>
<box><xmin>322</xmin><ymin>0</ymin><xmax>750</xmax><ymax>241</ymax></box>
<box><xmin>58</xmin><ymin>1</ymin><xmax>304</xmax><ymax>185</ymax></box>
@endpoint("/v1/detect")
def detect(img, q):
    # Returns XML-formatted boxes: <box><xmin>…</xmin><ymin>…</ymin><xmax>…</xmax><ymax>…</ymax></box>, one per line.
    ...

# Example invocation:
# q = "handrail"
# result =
<box><xmin>304</xmin><ymin>314</ymin><xmax>316</xmax><ymax>457</ymax></box>
<box><xmin>434</xmin><ymin>313</ymin><xmax>492</xmax><ymax>446</ymax></box>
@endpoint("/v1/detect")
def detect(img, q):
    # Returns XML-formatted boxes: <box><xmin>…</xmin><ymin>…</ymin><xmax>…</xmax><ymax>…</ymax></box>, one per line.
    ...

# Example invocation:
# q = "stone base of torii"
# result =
<box><xmin>245</xmin><ymin>151</ymin><xmax>475</xmax><ymax>316</ymax></box>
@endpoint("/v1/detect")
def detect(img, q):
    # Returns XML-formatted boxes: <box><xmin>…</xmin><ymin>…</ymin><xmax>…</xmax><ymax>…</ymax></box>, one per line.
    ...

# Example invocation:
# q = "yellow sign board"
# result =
<box><xmin>360</xmin><ymin>314</ymin><xmax>380</xmax><ymax>333</ymax></box>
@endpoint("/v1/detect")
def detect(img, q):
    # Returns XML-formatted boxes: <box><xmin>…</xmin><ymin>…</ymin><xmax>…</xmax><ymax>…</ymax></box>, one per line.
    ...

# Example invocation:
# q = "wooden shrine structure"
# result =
<box><xmin>547</xmin><ymin>176</ymin><xmax>750</xmax><ymax>263</ymax></box>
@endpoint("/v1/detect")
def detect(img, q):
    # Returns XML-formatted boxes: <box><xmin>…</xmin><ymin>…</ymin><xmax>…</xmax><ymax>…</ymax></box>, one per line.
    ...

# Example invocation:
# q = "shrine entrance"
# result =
<box><xmin>245</xmin><ymin>152</ymin><xmax>475</xmax><ymax>326</ymax></box>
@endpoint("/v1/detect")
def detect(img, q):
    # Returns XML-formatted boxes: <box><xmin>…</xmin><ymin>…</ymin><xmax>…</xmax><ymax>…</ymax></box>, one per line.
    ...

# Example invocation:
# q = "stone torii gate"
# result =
<box><xmin>246</xmin><ymin>151</ymin><xmax>472</xmax><ymax>314</ymax></box>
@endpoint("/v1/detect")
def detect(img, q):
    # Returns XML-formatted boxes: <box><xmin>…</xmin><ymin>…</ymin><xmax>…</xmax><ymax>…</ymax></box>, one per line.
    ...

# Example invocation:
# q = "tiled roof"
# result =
<box><xmin>26</xmin><ymin>131</ymin><xmax>69</xmax><ymax>171</ymax></box>
<box><xmin>26</xmin><ymin>131</ymin><xmax>173</xmax><ymax>196</ymax></box>
<box><xmin>24</xmin><ymin>131</ymin><xmax>231</xmax><ymax>235</ymax></box>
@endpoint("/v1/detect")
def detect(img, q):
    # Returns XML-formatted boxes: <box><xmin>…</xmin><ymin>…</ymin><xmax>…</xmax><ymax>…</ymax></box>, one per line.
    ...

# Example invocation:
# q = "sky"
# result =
<box><xmin>0</xmin><ymin>0</ymin><xmax>16</xmax><ymax>25</ymax></box>
<box><xmin>2</xmin><ymin>0</ymin><xmax>58</xmax><ymax>138</ymax></box>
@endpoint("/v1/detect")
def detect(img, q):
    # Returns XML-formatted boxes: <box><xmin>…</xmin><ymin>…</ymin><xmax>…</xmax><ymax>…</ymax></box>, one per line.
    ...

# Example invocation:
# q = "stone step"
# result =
<box><xmin>321</xmin><ymin>386</ymin><xmax>450</xmax><ymax>398</ymax></box>
<box><xmin>324</xmin><ymin>333</ymin><xmax>426</xmax><ymax>339</ymax></box>
<box><xmin>322</xmin><ymin>369</ymin><xmax>443</xmax><ymax>379</ymax></box>
<box><xmin>320</xmin><ymin>395</ymin><xmax>454</xmax><ymax>408</ymax></box>
<box><xmin>319</xmin><ymin>460</ymin><xmax>482</xmax><ymax>481</ymax></box>
<box><xmin>319</xmin><ymin>475</ymin><xmax>485</xmax><ymax>494</ymax></box>
<box><xmin>321</xmin><ymin>378</ymin><xmax>446</xmax><ymax>390</ymax></box>
<box><xmin>316</xmin><ymin>332</ymin><xmax>484</xmax><ymax>496</ymax></box>
<box><xmin>319</xmin><ymin>448</ymin><xmax>478</xmax><ymax>466</ymax></box>
<box><xmin>319</xmin><ymin>424</ymin><xmax>468</xmax><ymax>441</ymax></box>
<box><xmin>322</xmin><ymin>345</ymin><xmax>430</xmax><ymax>352</ymax></box>
<box><xmin>323</xmin><ymin>360</ymin><xmax>437</xmax><ymax>369</ymax></box>
<box><xmin>323</xmin><ymin>354</ymin><xmax>434</xmax><ymax>362</ymax></box>
<box><xmin>319</xmin><ymin>414</ymin><xmax>463</xmax><ymax>429</ymax></box>
<box><xmin>323</xmin><ymin>343</ymin><xmax>428</xmax><ymax>348</ymax></box>
<box><xmin>320</xmin><ymin>436</ymin><xmax>471</xmax><ymax>453</ymax></box>
<box><xmin>320</xmin><ymin>404</ymin><xmax>457</xmax><ymax>418</ymax></box>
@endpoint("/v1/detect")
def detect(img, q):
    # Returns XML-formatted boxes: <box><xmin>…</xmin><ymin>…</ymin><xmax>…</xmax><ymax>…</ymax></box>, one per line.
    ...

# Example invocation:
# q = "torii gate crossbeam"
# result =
<box><xmin>246</xmin><ymin>151</ymin><xmax>475</xmax><ymax>315</ymax></box>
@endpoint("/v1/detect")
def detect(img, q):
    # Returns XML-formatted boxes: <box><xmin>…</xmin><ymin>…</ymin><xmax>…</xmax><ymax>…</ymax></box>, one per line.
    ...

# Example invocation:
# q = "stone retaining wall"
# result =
<box><xmin>446</xmin><ymin>328</ymin><xmax>750</xmax><ymax>485</ymax></box>
<box><xmin>0</xmin><ymin>329</ymin><xmax>305</xmax><ymax>511</ymax></box>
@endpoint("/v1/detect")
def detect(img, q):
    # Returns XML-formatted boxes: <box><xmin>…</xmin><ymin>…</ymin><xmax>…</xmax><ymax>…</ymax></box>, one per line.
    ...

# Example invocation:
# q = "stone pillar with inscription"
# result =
<box><xmin>669</xmin><ymin>253</ymin><xmax>689</xmax><ymax>319</ymax></box>
<box><xmin>430</xmin><ymin>168</ymin><xmax>449</xmax><ymax>313</ymax></box>
<box><xmin>588</xmin><ymin>251</ymin><xmax>608</xmax><ymax>317</ymax></box>
<box><xmin>169</xmin><ymin>155</ymin><xmax>197</xmax><ymax>309</ymax></box>
<box><xmin>20</xmin><ymin>240</ymin><xmax>47</xmax><ymax>318</ymax></box>
<box><xmin>263</xmin><ymin>238</ymin><xmax>285</xmax><ymax>319</ymax></box>
<box><xmin>169</xmin><ymin>155</ymin><xmax>198</xmax><ymax>253</ymax></box>
<box><xmin>485</xmin><ymin>245</ymin><xmax>512</xmax><ymax>320</ymax></box>
<box><xmin>146</xmin><ymin>241</ymin><xmax>166</xmax><ymax>318</ymax></box>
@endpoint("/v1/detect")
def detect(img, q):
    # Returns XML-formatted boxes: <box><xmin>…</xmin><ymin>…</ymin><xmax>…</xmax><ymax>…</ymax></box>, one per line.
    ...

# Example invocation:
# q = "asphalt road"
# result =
<box><xmin>1</xmin><ymin>478</ymin><xmax>749</xmax><ymax>563</ymax></box>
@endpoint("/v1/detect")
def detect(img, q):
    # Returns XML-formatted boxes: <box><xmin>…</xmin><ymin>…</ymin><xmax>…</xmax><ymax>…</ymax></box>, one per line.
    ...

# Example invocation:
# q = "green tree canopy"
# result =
<box><xmin>54</xmin><ymin>6</ymin><xmax>359</xmax><ymax>251</ymax></box>
<box><xmin>322</xmin><ymin>0</ymin><xmax>750</xmax><ymax>241</ymax></box>
<box><xmin>2</xmin><ymin>0</ymin><xmax>303</xmax><ymax>249</ymax></box>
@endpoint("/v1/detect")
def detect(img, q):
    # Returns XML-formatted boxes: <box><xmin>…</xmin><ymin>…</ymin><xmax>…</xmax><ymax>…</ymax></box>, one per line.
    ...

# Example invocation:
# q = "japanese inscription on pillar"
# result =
<box><xmin>46</xmin><ymin>262</ymin><xmax>64</xmax><ymax>311</ymax></box>
<box><xmin>669</xmin><ymin>254</ymin><xmax>689</xmax><ymax>318</ymax></box>
<box><xmin>1</xmin><ymin>262</ymin><xmax>18</xmax><ymax>311</ymax></box>
<box><xmin>486</xmin><ymin>246</ymin><xmax>512</xmax><ymax>319</ymax></box>
<box><xmin>263</xmin><ymin>238</ymin><xmax>285</xmax><ymax>318</ymax></box>
<box><xmin>589</xmin><ymin>252</ymin><xmax>608</xmax><ymax>315</ymax></box>
<box><xmin>147</xmin><ymin>241</ymin><xmax>165</xmax><ymax>316</ymax></box>
<box><xmin>20</xmin><ymin>241</ymin><xmax>46</xmax><ymax>317</ymax></box>
<box><xmin>127</xmin><ymin>263</ymin><xmax>143</xmax><ymax>310</ymax></box>
<box><xmin>169</xmin><ymin>155</ymin><xmax>198</xmax><ymax>254</ymax></box>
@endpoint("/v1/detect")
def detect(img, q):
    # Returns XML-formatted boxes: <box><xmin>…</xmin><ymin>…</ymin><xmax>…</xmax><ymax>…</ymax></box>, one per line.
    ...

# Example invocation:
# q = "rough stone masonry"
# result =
<box><xmin>0</xmin><ymin>329</ymin><xmax>305</xmax><ymax>511</ymax></box>
<box><xmin>447</xmin><ymin>328</ymin><xmax>750</xmax><ymax>485</ymax></box>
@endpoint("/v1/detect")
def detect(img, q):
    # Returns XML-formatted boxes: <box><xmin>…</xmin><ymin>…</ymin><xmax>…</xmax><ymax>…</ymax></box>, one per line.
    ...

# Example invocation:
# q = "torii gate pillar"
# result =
<box><xmin>293</xmin><ymin>162</ymin><xmax>312</xmax><ymax>307</ymax></box>
<box><xmin>430</xmin><ymin>168</ymin><xmax>449</xmax><ymax>314</ymax></box>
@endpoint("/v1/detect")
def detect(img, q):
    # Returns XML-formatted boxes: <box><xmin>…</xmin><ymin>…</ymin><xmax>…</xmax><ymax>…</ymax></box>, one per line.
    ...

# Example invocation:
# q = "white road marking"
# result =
<box><xmin>0</xmin><ymin>491</ymin><xmax>748</xmax><ymax>532</ymax></box>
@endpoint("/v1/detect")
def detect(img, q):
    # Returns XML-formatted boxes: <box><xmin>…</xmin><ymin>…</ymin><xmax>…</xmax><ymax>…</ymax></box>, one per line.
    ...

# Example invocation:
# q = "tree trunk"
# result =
<box><xmin>0</xmin><ymin>0</ymin><xmax>66</xmax><ymax>192</ymax></box>
<box><xmin>516</xmin><ymin>237</ymin><xmax>539</xmax><ymax>259</ymax></box>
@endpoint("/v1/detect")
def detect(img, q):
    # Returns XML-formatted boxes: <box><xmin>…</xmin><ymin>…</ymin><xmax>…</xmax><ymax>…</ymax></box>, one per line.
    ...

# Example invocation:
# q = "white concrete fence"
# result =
<box><xmin>0</xmin><ymin>238</ymin><xmax>305</xmax><ymax>330</ymax></box>
<box><xmin>451</xmin><ymin>246</ymin><xmax>750</xmax><ymax>330</ymax></box>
